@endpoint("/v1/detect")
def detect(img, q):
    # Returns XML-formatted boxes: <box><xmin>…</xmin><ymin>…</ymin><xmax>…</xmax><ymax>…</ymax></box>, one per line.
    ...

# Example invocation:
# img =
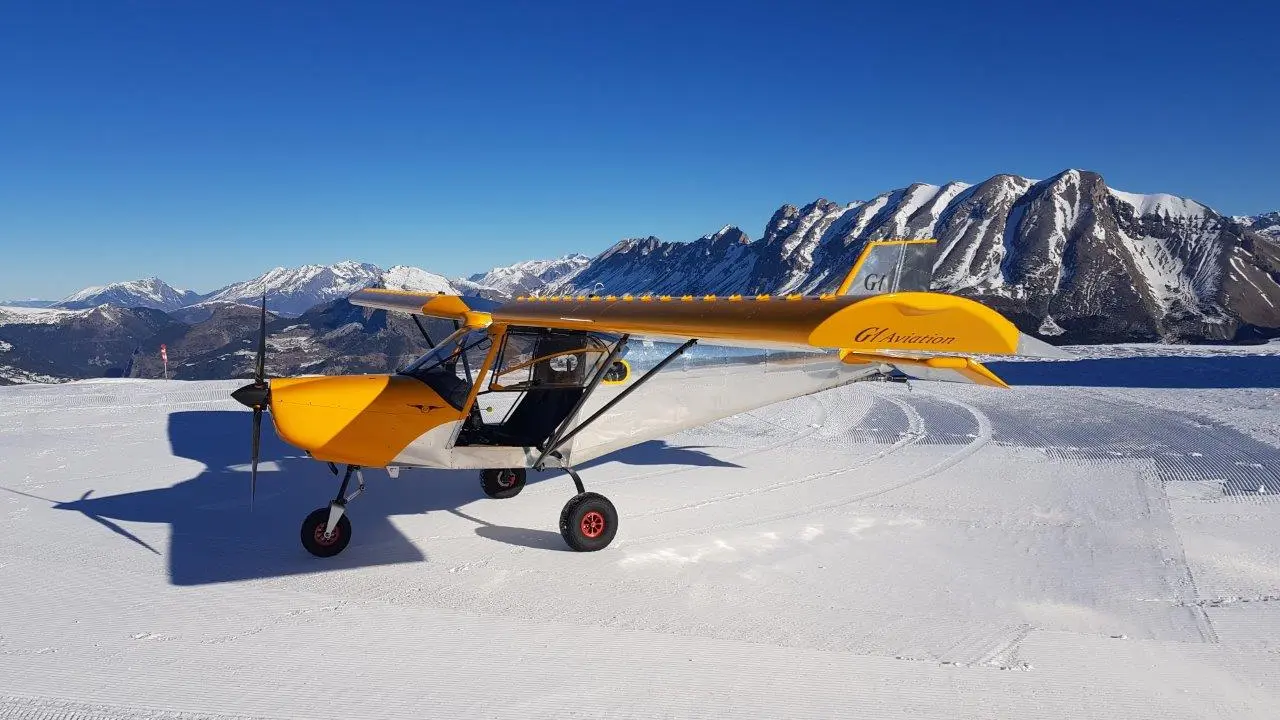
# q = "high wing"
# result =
<box><xmin>348</xmin><ymin>289</ymin><xmax>502</xmax><ymax>323</ymax></box>
<box><xmin>349</xmin><ymin>287</ymin><xmax>1065</xmax><ymax>387</ymax></box>
<box><xmin>350</xmin><ymin>287</ymin><xmax>1063</xmax><ymax>357</ymax></box>
<box><xmin>349</xmin><ymin>239</ymin><xmax>1068</xmax><ymax>389</ymax></box>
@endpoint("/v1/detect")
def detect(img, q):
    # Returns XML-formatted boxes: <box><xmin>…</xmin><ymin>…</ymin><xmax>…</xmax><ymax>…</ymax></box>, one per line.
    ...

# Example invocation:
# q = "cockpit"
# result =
<box><xmin>398</xmin><ymin>326</ymin><xmax>625</xmax><ymax>449</ymax></box>
<box><xmin>398</xmin><ymin>328</ymin><xmax>494</xmax><ymax>410</ymax></box>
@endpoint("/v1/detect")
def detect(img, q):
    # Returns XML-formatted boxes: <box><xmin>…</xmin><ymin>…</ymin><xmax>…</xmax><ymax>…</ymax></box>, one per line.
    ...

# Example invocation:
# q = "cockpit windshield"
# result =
<box><xmin>398</xmin><ymin>328</ymin><xmax>493</xmax><ymax>409</ymax></box>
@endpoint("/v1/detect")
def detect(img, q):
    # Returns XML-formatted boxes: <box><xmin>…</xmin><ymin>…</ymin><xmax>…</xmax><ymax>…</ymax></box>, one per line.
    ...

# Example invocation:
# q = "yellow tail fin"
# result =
<box><xmin>837</xmin><ymin>239</ymin><xmax>938</xmax><ymax>296</ymax></box>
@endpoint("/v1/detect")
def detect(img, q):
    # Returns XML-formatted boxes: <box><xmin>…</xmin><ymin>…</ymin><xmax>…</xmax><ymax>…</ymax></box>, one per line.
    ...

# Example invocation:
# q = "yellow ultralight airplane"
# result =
<box><xmin>231</xmin><ymin>239</ymin><xmax>1065</xmax><ymax>556</ymax></box>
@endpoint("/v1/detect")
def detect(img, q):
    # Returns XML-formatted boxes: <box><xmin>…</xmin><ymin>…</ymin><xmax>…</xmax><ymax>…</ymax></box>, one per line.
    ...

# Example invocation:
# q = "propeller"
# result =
<box><xmin>230</xmin><ymin>293</ymin><xmax>270</xmax><ymax>508</ymax></box>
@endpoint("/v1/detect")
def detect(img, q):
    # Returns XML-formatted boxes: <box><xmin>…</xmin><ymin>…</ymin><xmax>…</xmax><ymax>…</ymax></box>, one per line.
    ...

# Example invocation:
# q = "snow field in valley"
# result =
<box><xmin>1</xmin><ymin>347</ymin><xmax>1278</xmax><ymax>718</ymax></box>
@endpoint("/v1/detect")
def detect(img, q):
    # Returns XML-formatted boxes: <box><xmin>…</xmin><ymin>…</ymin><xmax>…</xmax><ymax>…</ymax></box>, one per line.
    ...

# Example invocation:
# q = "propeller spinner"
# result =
<box><xmin>230</xmin><ymin>293</ymin><xmax>270</xmax><ymax>507</ymax></box>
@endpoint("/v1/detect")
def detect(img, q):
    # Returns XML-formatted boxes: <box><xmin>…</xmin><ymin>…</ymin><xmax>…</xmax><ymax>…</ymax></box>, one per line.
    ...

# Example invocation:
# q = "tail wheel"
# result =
<box><xmin>300</xmin><ymin>507</ymin><xmax>352</xmax><ymax>558</ymax></box>
<box><xmin>559</xmin><ymin>492</ymin><xmax>618</xmax><ymax>551</ymax></box>
<box><xmin>480</xmin><ymin>468</ymin><xmax>526</xmax><ymax>499</ymax></box>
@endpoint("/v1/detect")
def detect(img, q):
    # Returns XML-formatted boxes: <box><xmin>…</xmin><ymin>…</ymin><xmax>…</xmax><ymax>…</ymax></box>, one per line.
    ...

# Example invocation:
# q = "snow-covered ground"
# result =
<box><xmin>1</xmin><ymin>347</ymin><xmax>1278</xmax><ymax>718</ymax></box>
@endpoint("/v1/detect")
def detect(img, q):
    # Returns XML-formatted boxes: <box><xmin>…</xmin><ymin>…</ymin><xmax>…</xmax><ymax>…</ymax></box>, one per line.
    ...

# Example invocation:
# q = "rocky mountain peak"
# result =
<box><xmin>562</xmin><ymin>169</ymin><xmax>1280</xmax><ymax>343</ymax></box>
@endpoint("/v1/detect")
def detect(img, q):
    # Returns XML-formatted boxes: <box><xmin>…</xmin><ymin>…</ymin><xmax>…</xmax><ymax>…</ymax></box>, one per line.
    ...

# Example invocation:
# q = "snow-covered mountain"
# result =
<box><xmin>202</xmin><ymin>261</ymin><xmax>385</xmax><ymax>317</ymax></box>
<box><xmin>13</xmin><ymin>173</ymin><xmax>1278</xmax><ymax>385</ymax></box>
<box><xmin>0</xmin><ymin>299</ymin><xmax>56</xmax><ymax>309</ymax></box>
<box><xmin>0</xmin><ymin>304</ymin><xmax>182</xmax><ymax>383</ymax></box>
<box><xmin>198</xmin><ymin>261</ymin><xmax>480</xmax><ymax>316</ymax></box>
<box><xmin>381</xmin><ymin>265</ymin><xmax>458</xmax><ymax>293</ymax></box>
<box><xmin>556</xmin><ymin>170</ymin><xmax>1280</xmax><ymax>343</ymax></box>
<box><xmin>55</xmin><ymin>278</ymin><xmax>202</xmax><ymax>312</ymax></box>
<box><xmin>1236</xmin><ymin>212</ymin><xmax>1280</xmax><ymax>241</ymax></box>
<box><xmin>467</xmin><ymin>254</ymin><xmax>590</xmax><ymax>296</ymax></box>
<box><xmin>44</xmin><ymin>260</ymin><xmax>507</xmax><ymax>320</ymax></box>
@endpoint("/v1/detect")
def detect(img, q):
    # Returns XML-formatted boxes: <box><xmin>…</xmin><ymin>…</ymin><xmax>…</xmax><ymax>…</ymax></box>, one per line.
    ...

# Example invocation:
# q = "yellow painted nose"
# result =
<box><xmin>268</xmin><ymin>374</ymin><xmax>462</xmax><ymax>466</ymax></box>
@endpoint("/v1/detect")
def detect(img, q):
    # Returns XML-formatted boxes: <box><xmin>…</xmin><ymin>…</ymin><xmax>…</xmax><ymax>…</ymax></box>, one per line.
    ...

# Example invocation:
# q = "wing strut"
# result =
<box><xmin>534</xmin><ymin>338</ymin><xmax>698</xmax><ymax>471</ymax></box>
<box><xmin>410</xmin><ymin>315</ymin><xmax>436</xmax><ymax>349</ymax></box>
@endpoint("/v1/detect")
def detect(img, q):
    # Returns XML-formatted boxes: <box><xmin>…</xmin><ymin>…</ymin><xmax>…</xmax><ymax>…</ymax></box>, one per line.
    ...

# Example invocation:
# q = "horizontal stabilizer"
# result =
<box><xmin>840</xmin><ymin>351</ymin><xmax>1009</xmax><ymax>388</ymax></box>
<box><xmin>1016</xmin><ymin>332</ymin><xmax>1073</xmax><ymax>359</ymax></box>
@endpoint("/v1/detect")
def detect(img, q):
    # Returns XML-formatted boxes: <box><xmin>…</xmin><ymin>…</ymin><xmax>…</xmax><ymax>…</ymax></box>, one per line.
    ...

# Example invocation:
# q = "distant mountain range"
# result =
<box><xmin>40</xmin><ymin>256</ymin><xmax>587</xmax><ymax>319</ymax></box>
<box><xmin>555</xmin><ymin>171</ymin><xmax>1280</xmax><ymax>344</ymax></box>
<box><xmin>465</xmin><ymin>254</ymin><xmax>591</xmax><ymax>297</ymax></box>
<box><xmin>1236</xmin><ymin>212</ymin><xmax>1280</xmax><ymax>242</ymax></box>
<box><xmin>2</xmin><ymin>168</ymin><xmax>1277</xmax><ymax>384</ymax></box>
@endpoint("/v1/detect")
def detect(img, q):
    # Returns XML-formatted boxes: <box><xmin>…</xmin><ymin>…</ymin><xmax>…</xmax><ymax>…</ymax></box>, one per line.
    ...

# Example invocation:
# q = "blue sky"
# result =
<box><xmin>2</xmin><ymin>1</ymin><xmax>1277</xmax><ymax>299</ymax></box>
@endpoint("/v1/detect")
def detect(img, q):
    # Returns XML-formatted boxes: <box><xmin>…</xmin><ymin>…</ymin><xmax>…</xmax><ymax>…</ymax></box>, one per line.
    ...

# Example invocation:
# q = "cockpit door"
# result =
<box><xmin>455</xmin><ymin>328</ymin><xmax>614</xmax><ymax>448</ymax></box>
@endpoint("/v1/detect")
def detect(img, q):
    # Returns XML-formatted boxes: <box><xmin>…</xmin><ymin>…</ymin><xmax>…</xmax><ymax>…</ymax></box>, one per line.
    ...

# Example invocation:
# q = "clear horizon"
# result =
<box><xmin>3</xmin><ymin>1</ymin><xmax>1277</xmax><ymax>299</ymax></box>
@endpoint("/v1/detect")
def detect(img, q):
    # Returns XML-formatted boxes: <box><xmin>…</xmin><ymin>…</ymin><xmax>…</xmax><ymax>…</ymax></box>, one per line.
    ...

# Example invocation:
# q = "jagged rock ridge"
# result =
<box><xmin>554</xmin><ymin>170</ymin><xmax>1280</xmax><ymax>343</ymax></box>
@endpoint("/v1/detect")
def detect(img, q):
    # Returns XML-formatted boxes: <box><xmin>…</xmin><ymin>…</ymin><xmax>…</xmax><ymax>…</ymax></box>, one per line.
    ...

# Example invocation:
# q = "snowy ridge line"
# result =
<box><xmin>559</xmin><ymin>170</ymin><xmax>1279</xmax><ymax>344</ymax></box>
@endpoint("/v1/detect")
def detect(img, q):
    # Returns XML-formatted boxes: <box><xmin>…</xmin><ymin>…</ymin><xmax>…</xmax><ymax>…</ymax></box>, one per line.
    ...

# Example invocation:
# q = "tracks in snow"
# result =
<box><xmin>620</xmin><ymin>386</ymin><xmax>992</xmax><ymax>545</ymax></box>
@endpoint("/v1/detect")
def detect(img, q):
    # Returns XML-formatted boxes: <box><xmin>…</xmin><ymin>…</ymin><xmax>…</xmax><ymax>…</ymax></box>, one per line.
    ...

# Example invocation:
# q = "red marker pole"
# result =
<box><xmin>160</xmin><ymin>344</ymin><xmax>169</xmax><ymax>380</ymax></box>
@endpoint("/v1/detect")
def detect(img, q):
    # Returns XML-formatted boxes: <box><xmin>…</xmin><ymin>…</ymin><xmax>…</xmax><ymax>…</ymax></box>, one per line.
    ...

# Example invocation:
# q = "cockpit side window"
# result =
<box><xmin>399</xmin><ymin>328</ymin><xmax>493</xmax><ymax>409</ymax></box>
<box><xmin>489</xmin><ymin>329</ymin><xmax>610</xmax><ymax>392</ymax></box>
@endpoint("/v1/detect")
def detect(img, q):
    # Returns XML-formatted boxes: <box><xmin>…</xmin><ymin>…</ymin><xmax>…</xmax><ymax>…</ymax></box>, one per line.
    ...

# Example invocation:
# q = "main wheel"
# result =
<box><xmin>300</xmin><ymin>507</ymin><xmax>352</xmax><ymax>558</ymax></box>
<box><xmin>559</xmin><ymin>492</ymin><xmax>618</xmax><ymax>552</ymax></box>
<box><xmin>480</xmin><ymin>468</ymin><xmax>526</xmax><ymax>499</ymax></box>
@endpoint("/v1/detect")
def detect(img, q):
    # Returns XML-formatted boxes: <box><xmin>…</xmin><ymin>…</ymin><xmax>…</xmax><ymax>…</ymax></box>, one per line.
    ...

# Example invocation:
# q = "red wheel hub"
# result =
<box><xmin>497</xmin><ymin>471</ymin><xmax>515</xmax><ymax>488</ymax></box>
<box><xmin>313</xmin><ymin>523</ymin><xmax>341</xmax><ymax>547</ymax></box>
<box><xmin>580</xmin><ymin>510</ymin><xmax>606</xmax><ymax>539</ymax></box>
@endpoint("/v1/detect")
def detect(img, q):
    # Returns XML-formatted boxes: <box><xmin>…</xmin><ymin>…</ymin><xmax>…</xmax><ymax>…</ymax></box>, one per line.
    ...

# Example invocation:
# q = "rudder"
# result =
<box><xmin>836</xmin><ymin>239</ymin><xmax>937</xmax><ymax>297</ymax></box>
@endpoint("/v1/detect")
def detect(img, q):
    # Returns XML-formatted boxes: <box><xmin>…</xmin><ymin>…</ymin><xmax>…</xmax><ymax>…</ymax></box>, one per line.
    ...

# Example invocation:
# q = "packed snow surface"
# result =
<box><xmin>1</xmin><ymin>346</ymin><xmax>1278</xmax><ymax>718</ymax></box>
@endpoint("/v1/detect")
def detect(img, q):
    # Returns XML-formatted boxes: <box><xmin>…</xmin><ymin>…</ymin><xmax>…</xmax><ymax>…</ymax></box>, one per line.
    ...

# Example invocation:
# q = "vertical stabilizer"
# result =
<box><xmin>837</xmin><ymin>239</ymin><xmax>938</xmax><ymax>297</ymax></box>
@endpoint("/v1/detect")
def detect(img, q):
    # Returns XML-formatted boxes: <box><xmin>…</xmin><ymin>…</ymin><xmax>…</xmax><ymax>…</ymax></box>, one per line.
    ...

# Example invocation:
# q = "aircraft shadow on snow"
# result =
<box><xmin>51</xmin><ymin>410</ymin><xmax>741</xmax><ymax>586</ymax></box>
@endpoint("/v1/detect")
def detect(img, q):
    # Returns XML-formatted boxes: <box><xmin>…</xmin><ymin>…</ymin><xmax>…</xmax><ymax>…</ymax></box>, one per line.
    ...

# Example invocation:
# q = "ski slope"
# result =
<box><xmin>1</xmin><ymin>346</ymin><xmax>1278</xmax><ymax>719</ymax></box>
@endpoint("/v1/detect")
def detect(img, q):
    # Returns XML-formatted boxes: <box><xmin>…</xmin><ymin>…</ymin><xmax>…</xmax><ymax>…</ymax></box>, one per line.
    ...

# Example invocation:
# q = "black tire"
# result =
<box><xmin>480</xmin><ymin>468</ymin><xmax>526</xmax><ymax>499</ymax></box>
<box><xmin>559</xmin><ymin>492</ymin><xmax>618</xmax><ymax>552</ymax></box>
<box><xmin>300</xmin><ymin>507</ymin><xmax>352</xmax><ymax>558</ymax></box>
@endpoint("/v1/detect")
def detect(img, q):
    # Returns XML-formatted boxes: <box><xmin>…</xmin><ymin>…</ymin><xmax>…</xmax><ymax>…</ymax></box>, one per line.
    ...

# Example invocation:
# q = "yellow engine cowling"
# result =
<box><xmin>269</xmin><ymin>375</ymin><xmax>463</xmax><ymax>466</ymax></box>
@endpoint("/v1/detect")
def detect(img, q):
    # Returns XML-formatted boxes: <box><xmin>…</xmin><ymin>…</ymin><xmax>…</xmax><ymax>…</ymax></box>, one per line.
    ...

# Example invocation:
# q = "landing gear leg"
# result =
<box><xmin>553</xmin><ymin>462</ymin><xmax>617</xmax><ymax>552</ymax></box>
<box><xmin>301</xmin><ymin>465</ymin><xmax>363</xmax><ymax>558</ymax></box>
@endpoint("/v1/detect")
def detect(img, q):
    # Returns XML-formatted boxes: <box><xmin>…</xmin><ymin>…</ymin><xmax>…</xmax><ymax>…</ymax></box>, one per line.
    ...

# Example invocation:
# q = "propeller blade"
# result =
<box><xmin>254</xmin><ymin>292</ymin><xmax>267</xmax><ymax>383</ymax></box>
<box><xmin>251</xmin><ymin>406</ymin><xmax>262</xmax><ymax>510</ymax></box>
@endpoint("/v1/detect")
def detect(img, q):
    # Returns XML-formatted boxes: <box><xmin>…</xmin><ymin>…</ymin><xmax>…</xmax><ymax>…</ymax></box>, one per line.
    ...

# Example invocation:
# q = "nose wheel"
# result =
<box><xmin>301</xmin><ymin>507</ymin><xmax>352</xmax><ymax>557</ymax></box>
<box><xmin>301</xmin><ymin>464</ymin><xmax>364</xmax><ymax>558</ymax></box>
